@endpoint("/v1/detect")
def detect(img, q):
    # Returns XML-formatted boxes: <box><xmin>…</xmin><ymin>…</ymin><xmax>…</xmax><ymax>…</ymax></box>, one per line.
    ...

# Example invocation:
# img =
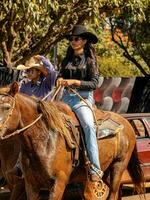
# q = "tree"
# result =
<box><xmin>95</xmin><ymin>26</ymin><xmax>140</xmax><ymax>76</ymax></box>
<box><xmin>0</xmin><ymin>0</ymin><xmax>147</xmax><ymax>69</ymax></box>
<box><xmin>105</xmin><ymin>1</ymin><xmax>150</xmax><ymax>76</ymax></box>
<box><xmin>98</xmin><ymin>0</ymin><xmax>150</xmax><ymax>112</ymax></box>
<box><xmin>0</xmin><ymin>0</ymin><xmax>92</xmax><ymax>68</ymax></box>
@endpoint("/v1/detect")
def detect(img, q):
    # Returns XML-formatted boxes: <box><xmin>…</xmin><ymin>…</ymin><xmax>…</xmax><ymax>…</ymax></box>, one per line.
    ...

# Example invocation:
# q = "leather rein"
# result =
<box><xmin>0</xmin><ymin>86</ymin><xmax>62</xmax><ymax>140</ymax></box>
<box><xmin>0</xmin><ymin>85</ymin><xmax>98</xmax><ymax>140</ymax></box>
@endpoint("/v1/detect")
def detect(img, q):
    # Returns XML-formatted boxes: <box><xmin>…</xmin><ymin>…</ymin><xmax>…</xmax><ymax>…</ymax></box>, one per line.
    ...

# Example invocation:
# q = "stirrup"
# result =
<box><xmin>84</xmin><ymin>175</ymin><xmax>109</xmax><ymax>200</ymax></box>
<box><xmin>93</xmin><ymin>179</ymin><xmax>109</xmax><ymax>199</ymax></box>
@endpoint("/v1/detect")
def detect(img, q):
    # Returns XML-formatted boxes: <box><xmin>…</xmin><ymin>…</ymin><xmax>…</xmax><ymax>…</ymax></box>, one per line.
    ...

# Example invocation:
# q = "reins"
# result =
<box><xmin>0</xmin><ymin>86</ymin><xmax>63</xmax><ymax>140</ymax></box>
<box><xmin>0</xmin><ymin>114</ymin><xmax>42</xmax><ymax>140</ymax></box>
<box><xmin>41</xmin><ymin>85</ymin><xmax>62</xmax><ymax>101</ymax></box>
<box><xmin>1</xmin><ymin>85</ymin><xmax>98</xmax><ymax>140</ymax></box>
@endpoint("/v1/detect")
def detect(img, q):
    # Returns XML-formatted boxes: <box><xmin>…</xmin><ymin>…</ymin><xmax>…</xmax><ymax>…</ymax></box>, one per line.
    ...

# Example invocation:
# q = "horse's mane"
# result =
<box><xmin>13</xmin><ymin>92</ymin><xmax>71</xmax><ymax>138</ymax></box>
<box><xmin>38</xmin><ymin>101</ymin><xmax>71</xmax><ymax>136</ymax></box>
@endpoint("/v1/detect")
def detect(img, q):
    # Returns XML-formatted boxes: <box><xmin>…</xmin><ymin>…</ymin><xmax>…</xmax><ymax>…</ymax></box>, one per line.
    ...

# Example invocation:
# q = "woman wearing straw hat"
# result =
<box><xmin>57</xmin><ymin>25</ymin><xmax>109</xmax><ymax>200</ymax></box>
<box><xmin>17</xmin><ymin>55</ymin><xmax>56</xmax><ymax>100</ymax></box>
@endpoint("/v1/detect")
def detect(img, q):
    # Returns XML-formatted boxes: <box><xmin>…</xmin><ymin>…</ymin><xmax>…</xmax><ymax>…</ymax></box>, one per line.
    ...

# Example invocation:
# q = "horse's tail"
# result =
<box><xmin>127</xmin><ymin>145</ymin><xmax>145</xmax><ymax>194</ymax></box>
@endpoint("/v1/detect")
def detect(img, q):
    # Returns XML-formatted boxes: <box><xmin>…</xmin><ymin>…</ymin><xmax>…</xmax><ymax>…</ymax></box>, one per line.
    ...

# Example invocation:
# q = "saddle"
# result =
<box><xmin>55</xmin><ymin>102</ymin><xmax>110</xmax><ymax>126</ymax></box>
<box><xmin>55</xmin><ymin>101</ymin><xmax>121</xmax><ymax>137</ymax></box>
<box><xmin>55</xmin><ymin>101</ymin><xmax>122</xmax><ymax>166</ymax></box>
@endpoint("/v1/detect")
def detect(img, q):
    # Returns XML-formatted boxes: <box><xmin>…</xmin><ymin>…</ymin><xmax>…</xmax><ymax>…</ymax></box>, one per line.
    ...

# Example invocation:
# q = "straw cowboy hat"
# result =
<box><xmin>16</xmin><ymin>56</ymin><xmax>47</xmax><ymax>76</ymax></box>
<box><xmin>65</xmin><ymin>25</ymin><xmax>98</xmax><ymax>44</ymax></box>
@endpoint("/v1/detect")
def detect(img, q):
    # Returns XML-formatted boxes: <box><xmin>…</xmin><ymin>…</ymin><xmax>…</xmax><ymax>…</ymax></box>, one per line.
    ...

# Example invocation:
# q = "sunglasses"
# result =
<box><xmin>68</xmin><ymin>36</ymin><xmax>82</xmax><ymax>42</ymax></box>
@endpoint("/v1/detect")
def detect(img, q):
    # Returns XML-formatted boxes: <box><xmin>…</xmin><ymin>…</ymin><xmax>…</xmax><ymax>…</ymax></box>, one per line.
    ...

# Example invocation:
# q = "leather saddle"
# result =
<box><xmin>55</xmin><ymin>101</ymin><xmax>122</xmax><ymax>167</ymax></box>
<box><xmin>55</xmin><ymin>101</ymin><xmax>121</xmax><ymax>141</ymax></box>
<box><xmin>55</xmin><ymin>101</ymin><xmax>110</xmax><ymax>126</ymax></box>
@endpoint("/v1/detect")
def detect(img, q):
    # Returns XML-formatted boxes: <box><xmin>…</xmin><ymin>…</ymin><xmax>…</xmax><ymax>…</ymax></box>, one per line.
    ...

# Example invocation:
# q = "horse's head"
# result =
<box><xmin>0</xmin><ymin>82</ymin><xmax>20</xmax><ymax>140</ymax></box>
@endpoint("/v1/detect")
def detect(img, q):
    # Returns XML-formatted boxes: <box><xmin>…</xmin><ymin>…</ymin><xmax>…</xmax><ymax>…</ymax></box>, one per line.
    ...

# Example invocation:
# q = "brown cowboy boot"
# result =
<box><xmin>83</xmin><ymin>174</ymin><xmax>109</xmax><ymax>200</ymax></box>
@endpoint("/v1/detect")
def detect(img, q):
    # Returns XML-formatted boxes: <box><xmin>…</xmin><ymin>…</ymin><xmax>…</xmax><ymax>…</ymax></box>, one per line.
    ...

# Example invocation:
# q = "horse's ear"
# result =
<box><xmin>9</xmin><ymin>81</ymin><xmax>19</xmax><ymax>96</ymax></box>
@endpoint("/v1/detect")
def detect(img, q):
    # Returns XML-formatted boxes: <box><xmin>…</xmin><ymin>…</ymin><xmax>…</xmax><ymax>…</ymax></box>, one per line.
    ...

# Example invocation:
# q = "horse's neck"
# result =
<box><xmin>16</xmin><ymin>94</ymin><xmax>58</xmax><ymax>167</ymax></box>
<box><xmin>17</xmin><ymin>94</ymin><xmax>38</xmax><ymax>125</ymax></box>
<box><xmin>16</xmin><ymin>94</ymin><xmax>43</xmax><ymax>150</ymax></box>
<box><xmin>20</xmin><ymin>124</ymin><xmax>58</xmax><ymax>173</ymax></box>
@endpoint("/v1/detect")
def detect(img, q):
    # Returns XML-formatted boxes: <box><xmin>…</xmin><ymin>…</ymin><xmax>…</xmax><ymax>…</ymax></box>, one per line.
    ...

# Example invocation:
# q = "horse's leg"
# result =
<box><xmin>5</xmin><ymin>167</ymin><xmax>26</xmax><ymax>200</ymax></box>
<box><xmin>107</xmin><ymin>161</ymin><xmax>124</xmax><ymax>200</ymax></box>
<box><xmin>25</xmin><ymin>182</ymin><xmax>40</xmax><ymax>200</ymax></box>
<box><xmin>10</xmin><ymin>178</ymin><xmax>26</xmax><ymax>200</ymax></box>
<box><xmin>48</xmin><ymin>171</ymin><xmax>69</xmax><ymax>200</ymax></box>
<box><xmin>108</xmin><ymin>157</ymin><xmax>130</xmax><ymax>200</ymax></box>
<box><xmin>118</xmin><ymin>184</ymin><xmax>123</xmax><ymax>200</ymax></box>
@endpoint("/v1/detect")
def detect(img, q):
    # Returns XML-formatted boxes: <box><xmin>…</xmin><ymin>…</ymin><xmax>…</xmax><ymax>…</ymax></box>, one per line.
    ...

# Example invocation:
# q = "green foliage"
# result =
<box><xmin>0</xmin><ymin>0</ymin><xmax>149</xmax><ymax>78</ymax></box>
<box><xmin>98</xmin><ymin>56</ymin><xmax>140</xmax><ymax>77</ymax></box>
<box><xmin>1</xmin><ymin>0</ymin><xmax>93</xmax><ymax>67</ymax></box>
<box><xmin>106</xmin><ymin>0</ymin><xmax>150</xmax><ymax>76</ymax></box>
<box><xmin>95</xmin><ymin>29</ymin><xmax>140</xmax><ymax>76</ymax></box>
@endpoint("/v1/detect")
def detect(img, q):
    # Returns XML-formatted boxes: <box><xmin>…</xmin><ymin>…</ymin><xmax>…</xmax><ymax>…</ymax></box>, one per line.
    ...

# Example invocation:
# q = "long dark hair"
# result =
<box><xmin>61</xmin><ymin>42</ymin><xmax>97</xmax><ymax>68</ymax></box>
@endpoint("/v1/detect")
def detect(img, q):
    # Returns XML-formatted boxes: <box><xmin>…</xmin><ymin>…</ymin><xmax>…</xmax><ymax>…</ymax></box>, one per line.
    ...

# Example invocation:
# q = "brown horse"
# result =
<box><xmin>0</xmin><ymin>82</ymin><xmax>145</xmax><ymax>200</ymax></box>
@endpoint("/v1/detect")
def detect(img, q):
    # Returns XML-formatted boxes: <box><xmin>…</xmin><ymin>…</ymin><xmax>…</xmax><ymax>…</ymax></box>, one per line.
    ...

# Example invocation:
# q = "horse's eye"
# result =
<box><xmin>3</xmin><ymin>103</ymin><xmax>11</xmax><ymax>110</ymax></box>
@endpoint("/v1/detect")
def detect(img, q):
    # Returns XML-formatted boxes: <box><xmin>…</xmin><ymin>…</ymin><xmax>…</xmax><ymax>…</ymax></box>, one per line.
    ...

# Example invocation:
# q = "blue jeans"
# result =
<box><xmin>62</xmin><ymin>89</ymin><xmax>102</xmax><ymax>175</ymax></box>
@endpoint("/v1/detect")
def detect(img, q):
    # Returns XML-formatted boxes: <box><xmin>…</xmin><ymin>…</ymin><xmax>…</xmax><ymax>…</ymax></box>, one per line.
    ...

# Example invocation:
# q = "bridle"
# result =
<box><xmin>0</xmin><ymin>94</ymin><xmax>15</xmax><ymax>137</ymax></box>
<box><xmin>0</xmin><ymin>86</ymin><xmax>62</xmax><ymax>140</ymax></box>
<box><xmin>0</xmin><ymin>94</ymin><xmax>15</xmax><ymax>125</ymax></box>
<box><xmin>0</xmin><ymin>93</ymin><xmax>42</xmax><ymax>140</ymax></box>
<box><xmin>0</xmin><ymin>85</ymin><xmax>98</xmax><ymax>140</ymax></box>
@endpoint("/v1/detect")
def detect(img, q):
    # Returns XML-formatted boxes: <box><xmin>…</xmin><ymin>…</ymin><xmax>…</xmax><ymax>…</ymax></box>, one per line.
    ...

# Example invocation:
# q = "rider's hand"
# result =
<box><xmin>56</xmin><ymin>78</ymin><xmax>64</xmax><ymax>87</ymax></box>
<box><xmin>34</xmin><ymin>55</ymin><xmax>41</xmax><ymax>60</ymax></box>
<box><xmin>56</xmin><ymin>78</ymin><xmax>81</xmax><ymax>87</ymax></box>
<box><xmin>62</xmin><ymin>79</ymin><xmax>81</xmax><ymax>87</ymax></box>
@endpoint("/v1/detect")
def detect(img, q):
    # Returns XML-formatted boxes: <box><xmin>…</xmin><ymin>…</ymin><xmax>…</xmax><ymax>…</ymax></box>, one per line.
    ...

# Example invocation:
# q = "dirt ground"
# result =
<box><xmin>122</xmin><ymin>193</ymin><xmax>150</xmax><ymax>200</ymax></box>
<box><xmin>0</xmin><ymin>183</ymin><xmax>150</xmax><ymax>200</ymax></box>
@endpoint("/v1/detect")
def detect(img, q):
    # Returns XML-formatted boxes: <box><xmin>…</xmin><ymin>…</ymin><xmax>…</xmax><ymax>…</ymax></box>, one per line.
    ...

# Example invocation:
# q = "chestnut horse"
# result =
<box><xmin>0</xmin><ymin>82</ymin><xmax>145</xmax><ymax>200</ymax></box>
